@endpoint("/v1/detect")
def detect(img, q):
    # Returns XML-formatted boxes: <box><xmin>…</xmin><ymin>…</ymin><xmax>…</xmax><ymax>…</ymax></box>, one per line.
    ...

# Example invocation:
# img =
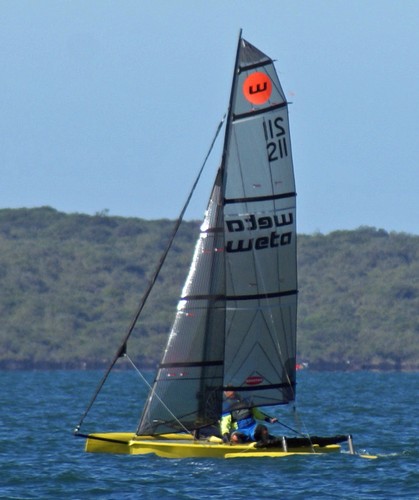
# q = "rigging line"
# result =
<box><xmin>124</xmin><ymin>354</ymin><xmax>193</xmax><ymax>436</ymax></box>
<box><xmin>74</xmin><ymin>114</ymin><xmax>226</xmax><ymax>434</ymax></box>
<box><xmin>125</xmin><ymin>353</ymin><xmax>153</xmax><ymax>392</ymax></box>
<box><xmin>273</xmin><ymin>418</ymin><xmax>307</xmax><ymax>437</ymax></box>
<box><xmin>292</xmin><ymin>404</ymin><xmax>315</xmax><ymax>450</ymax></box>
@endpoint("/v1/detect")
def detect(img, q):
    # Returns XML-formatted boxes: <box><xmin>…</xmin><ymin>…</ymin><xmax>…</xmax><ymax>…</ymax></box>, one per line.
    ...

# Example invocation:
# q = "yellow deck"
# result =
<box><xmin>84</xmin><ymin>432</ymin><xmax>342</xmax><ymax>459</ymax></box>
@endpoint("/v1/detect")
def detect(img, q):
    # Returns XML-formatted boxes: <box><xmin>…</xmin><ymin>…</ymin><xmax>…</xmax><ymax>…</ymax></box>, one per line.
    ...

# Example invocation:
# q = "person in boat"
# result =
<box><xmin>221</xmin><ymin>388</ymin><xmax>278</xmax><ymax>444</ymax></box>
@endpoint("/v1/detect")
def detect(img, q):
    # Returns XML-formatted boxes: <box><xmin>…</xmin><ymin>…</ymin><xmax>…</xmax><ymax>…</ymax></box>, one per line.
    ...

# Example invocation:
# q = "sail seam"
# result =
<box><xmin>228</xmin><ymin>290</ymin><xmax>298</xmax><ymax>301</ymax></box>
<box><xmin>202</xmin><ymin>227</ymin><xmax>223</xmax><ymax>234</ymax></box>
<box><xmin>224</xmin><ymin>191</ymin><xmax>296</xmax><ymax>205</ymax></box>
<box><xmin>239</xmin><ymin>59</ymin><xmax>272</xmax><ymax>72</ymax></box>
<box><xmin>233</xmin><ymin>102</ymin><xmax>287</xmax><ymax>121</ymax></box>
<box><xmin>181</xmin><ymin>290</ymin><xmax>298</xmax><ymax>301</ymax></box>
<box><xmin>160</xmin><ymin>360</ymin><xmax>223</xmax><ymax>368</ymax></box>
<box><xmin>223</xmin><ymin>382</ymin><xmax>296</xmax><ymax>392</ymax></box>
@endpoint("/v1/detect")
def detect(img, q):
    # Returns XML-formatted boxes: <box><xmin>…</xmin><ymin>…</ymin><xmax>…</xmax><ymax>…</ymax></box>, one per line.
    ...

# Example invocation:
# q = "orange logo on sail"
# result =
<box><xmin>243</xmin><ymin>72</ymin><xmax>272</xmax><ymax>105</ymax></box>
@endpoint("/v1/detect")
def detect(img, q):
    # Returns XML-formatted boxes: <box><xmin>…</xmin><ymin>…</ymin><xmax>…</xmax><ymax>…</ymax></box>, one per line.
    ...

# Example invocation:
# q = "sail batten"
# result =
<box><xmin>233</xmin><ymin>101</ymin><xmax>288</xmax><ymax>121</ymax></box>
<box><xmin>223</xmin><ymin>382</ymin><xmax>295</xmax><ymax>392</ymax></box>
<box><xmin>224</xmin><ymin>191</ymin><xmax>296</xmax><ymax>204</ymax></box>
<box><xmin>182</xmin><ymin>290</ymin><xmax>297</xmax><ymax>302</ymax></box>
<box><xmin>227</xmin><ymin>290</ymin><xmax>297</xmax><ymax>300</ymax></box>
<box><xmin>239</xmin><ymin>60</ymin><xmax>273</xmax><ymax>72</ymax></box>
<box><xmin>160</xmin><ymin>360</ymin><xmax>223</xmax><ymax>369</ymax></box>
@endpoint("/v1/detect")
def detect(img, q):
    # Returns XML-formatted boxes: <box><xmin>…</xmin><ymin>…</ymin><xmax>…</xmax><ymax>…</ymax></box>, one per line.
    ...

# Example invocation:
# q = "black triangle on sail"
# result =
<box><xmin>239</xmin><ymin>38</ymin><xmax>272</xmax><ymax>67</ymax></box>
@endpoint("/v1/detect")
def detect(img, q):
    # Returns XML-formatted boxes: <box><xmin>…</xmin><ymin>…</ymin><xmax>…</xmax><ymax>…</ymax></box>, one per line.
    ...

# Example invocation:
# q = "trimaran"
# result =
<box><xmin>75</xmin><ymin>31</ymin><xmax>372</xmax><ymax>459</ymax></box>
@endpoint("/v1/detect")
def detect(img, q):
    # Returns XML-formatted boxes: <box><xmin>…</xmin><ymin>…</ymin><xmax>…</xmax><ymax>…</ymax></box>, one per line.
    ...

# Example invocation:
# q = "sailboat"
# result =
<box><xmin>75</xmin><ymin>32</ymin><xmax>356</xmax><ymax>459</ymax></box>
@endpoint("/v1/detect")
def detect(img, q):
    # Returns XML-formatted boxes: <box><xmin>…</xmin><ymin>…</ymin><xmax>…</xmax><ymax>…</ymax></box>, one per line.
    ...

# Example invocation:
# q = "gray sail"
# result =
<box><xmin>137</xmin><ymin>171</ymin><xmax>226</xmax><ymax>435</ymax></box>
<box><xmin>222</xmin><ymin>38</ymin><xmax>297</xmax><ymax>407</ymax></box>
<box><xmin>137</xmin><ymin>36</ymin><xmax>296</xmax><ymax>436</ymax></box>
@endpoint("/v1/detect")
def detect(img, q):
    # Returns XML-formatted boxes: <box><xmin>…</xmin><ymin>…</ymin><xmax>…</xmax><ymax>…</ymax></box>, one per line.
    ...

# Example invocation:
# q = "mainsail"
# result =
<box><xmin>137</xmin><ymin>36</ymin><xmax>297</xmax><ymax>436</ymax></box>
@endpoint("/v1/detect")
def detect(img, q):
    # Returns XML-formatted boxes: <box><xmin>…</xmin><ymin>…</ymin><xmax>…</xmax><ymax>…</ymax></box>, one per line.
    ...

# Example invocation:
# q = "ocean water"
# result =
<box><xmin>0</xmin><ymin>370</ymin><xmax>417</xmax><ymax>499</ymax></box>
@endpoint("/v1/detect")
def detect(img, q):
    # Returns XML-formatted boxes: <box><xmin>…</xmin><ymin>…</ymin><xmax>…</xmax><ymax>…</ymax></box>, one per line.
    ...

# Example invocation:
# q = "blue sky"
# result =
<box><xmin>1</xmin><ymin>0</ymin><xmax>418</xmax><ymax>235</ymax></box>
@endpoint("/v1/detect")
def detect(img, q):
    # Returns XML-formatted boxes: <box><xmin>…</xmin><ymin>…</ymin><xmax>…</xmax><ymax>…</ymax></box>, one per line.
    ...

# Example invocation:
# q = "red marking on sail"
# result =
<box><xmin>202</xmin><ymin>248</ymin><xmax>224</xmax><ymax>253</ymax></box>
<box><xmin>243</xmin><ymin>72</ymin><xmax>272</xmax><ymax>105</ymax></box>
<box><xmin>245</xmin><ymin>375</ymin><xmax>264</xmax><ymax>386</ymax></box>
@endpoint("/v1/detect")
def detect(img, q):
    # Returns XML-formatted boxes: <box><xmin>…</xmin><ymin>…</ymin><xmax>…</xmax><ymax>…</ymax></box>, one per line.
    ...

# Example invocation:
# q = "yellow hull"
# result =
<box><xmin>84</xmin><ymin>432</ymin><xmax>342</xmax><ymax>459</ymax></box>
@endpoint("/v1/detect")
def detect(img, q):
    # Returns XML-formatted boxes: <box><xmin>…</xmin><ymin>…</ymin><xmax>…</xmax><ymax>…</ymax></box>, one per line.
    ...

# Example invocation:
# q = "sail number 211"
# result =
<box><xmin>263</xmin><ymin>116</ymin><xmax>288</xmax><ymax>162</ymax></box>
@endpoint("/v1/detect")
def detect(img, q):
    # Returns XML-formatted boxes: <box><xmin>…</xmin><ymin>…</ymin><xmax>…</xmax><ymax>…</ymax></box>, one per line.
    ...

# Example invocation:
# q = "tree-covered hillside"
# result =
<box><xmin>0</xmin><ymin>207</ymin><xmax>417</xmax><ymax>370</ymax></box>
<box><xmin>298</xmin><ymin>227</ymin><xmax>419</xmax><ymax>370</ymax></box>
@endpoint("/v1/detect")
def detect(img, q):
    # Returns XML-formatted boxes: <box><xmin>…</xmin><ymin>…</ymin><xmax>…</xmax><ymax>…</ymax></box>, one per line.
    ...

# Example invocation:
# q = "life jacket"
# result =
<box><xmin>231</xmin><ymin>407</ymin><xmax>253</xmax><ymax>424</ymax></box>
<box><xmin>223</xmin><ymin>396</ymin><xmax>256</xmax><ymax>429</ymax></box>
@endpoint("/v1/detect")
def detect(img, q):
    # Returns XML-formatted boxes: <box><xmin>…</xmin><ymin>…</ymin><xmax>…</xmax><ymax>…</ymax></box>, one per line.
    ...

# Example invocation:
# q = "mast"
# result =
<box><xmin>219</xmin><ymin>29</ymin><xmax>243</xmax><ymax>178</ymax></box>
<box><xmin>195</xmin><ymin>29</ymin><xmax>245</xmax><ymax>425</ymax></box>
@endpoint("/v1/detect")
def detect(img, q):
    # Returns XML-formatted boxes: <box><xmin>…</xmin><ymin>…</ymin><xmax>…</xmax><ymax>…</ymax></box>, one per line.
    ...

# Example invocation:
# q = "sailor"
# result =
<box><xmin>221</xmin><ymin>389</ymin><xmax>278</xmax><ymax>444</ymax></box>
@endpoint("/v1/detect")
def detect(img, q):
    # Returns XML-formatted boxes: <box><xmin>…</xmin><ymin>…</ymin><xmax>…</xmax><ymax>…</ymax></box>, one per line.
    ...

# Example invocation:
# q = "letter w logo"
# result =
<box><xmin>249</xmin><ymin>82</ymin><xmax>267</xmax><ymax>95</ymax></box>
